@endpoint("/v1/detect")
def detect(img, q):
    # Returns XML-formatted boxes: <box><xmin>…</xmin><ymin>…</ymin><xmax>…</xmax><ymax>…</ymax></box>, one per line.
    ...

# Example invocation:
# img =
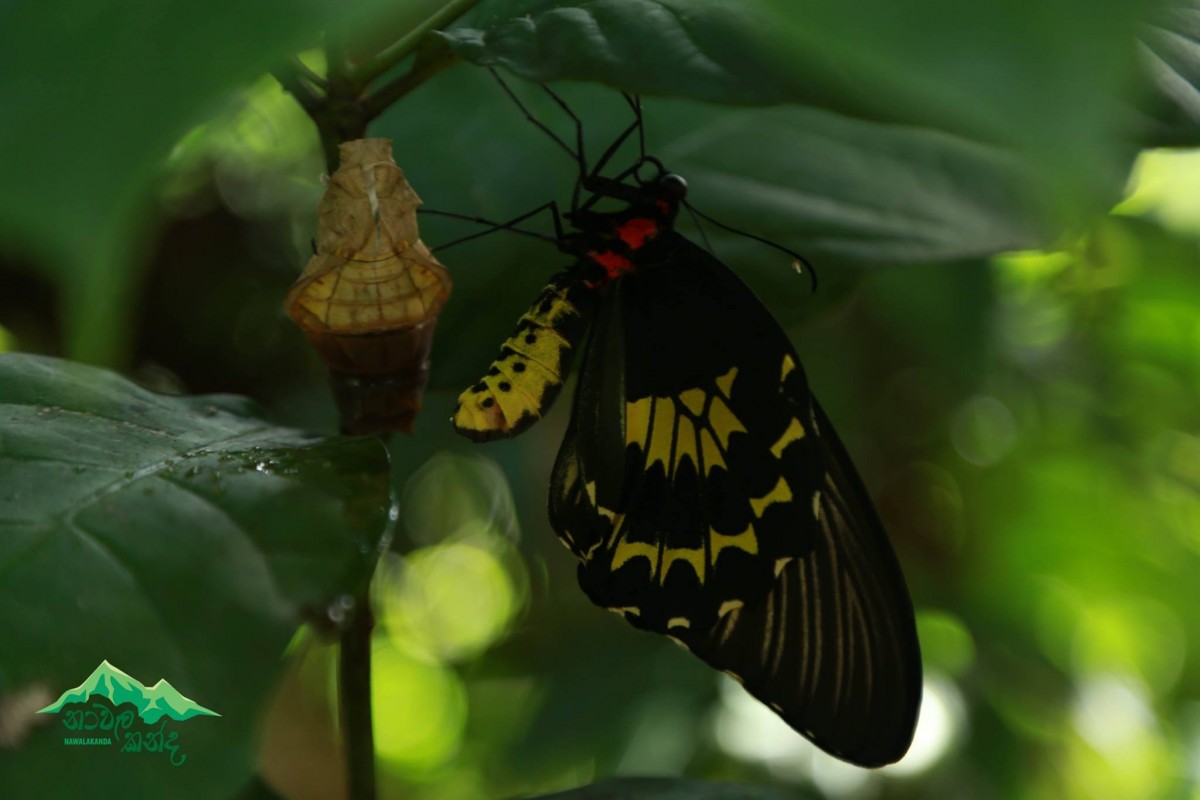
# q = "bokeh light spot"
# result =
<box><xmin>951</xmin><ymin>394</ymin><xmax>1018</xmax><ymax>467</ymax></box>
<box><xmin>1071</xmin><ymin>597</ymin><xmax>1186</xmax><ymax>696</ymax></box>
<box><xmin>1072</xmin><ymin>672</ymin><xmax>1153</xmax><ymax>755</ymax></box>
<box><xmin>886</xmin><ymin>673</ymin><xmax>965</xmax><ymax>778</ymax></box>
<box><xmin>1115</xmin><ymin>149</ymin><xmax>1200</xmax><ymax>234</ymax></box>
<box><xmin>713</xmin><ymin>673</ymin><xmax>964</xmax><ymax>788</ymax></box>
<box><xmin>372</xmin><ymin>641</ymin><xmax>467</xmax><ymax>775</ymax></box>
<box><xmin>712</xmin><ymin>677</ymin><xmax>819</xmax><ymax>785</ymax></box>
<box><xmin>378</xmin><ymin>542</ymin><xmax>517</xmax><ymax>664</ymax></box>
<box><xmin>917</xmin><ymin>610</ymin><xmax>976</xmax><ymax>677</ymax></box>
<box><xmin>402</xmin><ymin>452</ymin><xmax>519</xmax><ymax>548</ymax></box>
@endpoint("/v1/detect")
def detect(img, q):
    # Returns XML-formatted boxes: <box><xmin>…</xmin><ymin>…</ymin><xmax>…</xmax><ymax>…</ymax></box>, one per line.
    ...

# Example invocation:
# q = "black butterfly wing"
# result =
<box><xmin>691</xmin><ymin>397</ymin><xmax>922</xmax><ymax>766</ymax></box>
<box><xmin>549</xmin><ymin>233</ymin><xmax>920</xmax><ymax>766</ymax></box>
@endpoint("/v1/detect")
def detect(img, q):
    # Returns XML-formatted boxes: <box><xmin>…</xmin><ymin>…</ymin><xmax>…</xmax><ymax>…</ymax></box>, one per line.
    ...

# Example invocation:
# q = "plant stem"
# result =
<box><xmin>353</xmin><ymin>0</ymin><xmax>482</xmax><ymax>87</ymax></box>
<box><xmin>272</xmin><ymin>9</ymin><xmax>478</xmax><ymax>795</ymax></box>
<box><xmin>271</xmin><ymin>67</ymin><xmax>322</xmax><ymax>114</ymax></box>
<box><xmin>339</xmin><ymin>589</ymin><xmax>376</xmax><ymax>800</ymax></box>
<box><xmin>364</xmin><ymin>43</ymin><xmax>459</xmax><ymax>121</ymax></box>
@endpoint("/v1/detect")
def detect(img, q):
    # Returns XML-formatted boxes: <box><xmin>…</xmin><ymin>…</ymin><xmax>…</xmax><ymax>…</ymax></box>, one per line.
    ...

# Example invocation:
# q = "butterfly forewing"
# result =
<box><xmin>551</xmin><ymin>235</ymin><xmax>824</xmax><ymax>635</ymax></box>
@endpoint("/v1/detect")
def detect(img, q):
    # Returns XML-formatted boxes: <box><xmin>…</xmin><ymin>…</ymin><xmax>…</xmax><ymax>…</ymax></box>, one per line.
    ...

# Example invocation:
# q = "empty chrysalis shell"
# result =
<box><xmin>284</xmin><ymin>138</ymin><xmax>452</xmax><ymax>434</ymax></box>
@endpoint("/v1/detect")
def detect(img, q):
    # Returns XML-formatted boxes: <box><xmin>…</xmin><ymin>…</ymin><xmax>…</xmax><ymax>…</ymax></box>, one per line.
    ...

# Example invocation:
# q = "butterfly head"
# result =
<box><xmin>656</xmin><ymin>173</ymin><xmax>688</xmax><ymax>202</ymax></box>
<box><xmin>629</xmin><ymin>156</ymin><xmax>688</xmax><ymax>220</ymax></box>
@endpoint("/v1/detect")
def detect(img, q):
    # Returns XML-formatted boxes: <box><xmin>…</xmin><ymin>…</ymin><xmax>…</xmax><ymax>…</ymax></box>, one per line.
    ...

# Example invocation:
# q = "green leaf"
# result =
<box><xmin>0</xmin><ymin>0</ymin><xmax>393</xmax><ymax>367</ymax></box>
<box><xmin>527</xmin><ymin>778</ymin><xmax>799</xmax><ymax>799</ymax></box>
<box><xmin>0</xmin><ymin>354</ymin><xmax>392</xmax><ymax>798</ymax></box>
<box><xmin>657</xmin><ymin>103</ymin><xmax>1049</xmax><ymax>266</ymax></box>
<box><xmin>442</xmin><ymin>0</ymin><xmax>1151</xmax><ymax>227</ymax></box>
<box><xmin>443</xmin><ymin>0</ymin><xmax>798</xmax><ymax>104</ymax></box>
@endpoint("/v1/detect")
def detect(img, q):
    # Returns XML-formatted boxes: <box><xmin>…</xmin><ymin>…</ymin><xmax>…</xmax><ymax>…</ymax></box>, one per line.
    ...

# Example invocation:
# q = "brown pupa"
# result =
<box><xmin>284</xmin><ymin>138</ymin><xmax>452</xmax><ymax>434</ymax></box>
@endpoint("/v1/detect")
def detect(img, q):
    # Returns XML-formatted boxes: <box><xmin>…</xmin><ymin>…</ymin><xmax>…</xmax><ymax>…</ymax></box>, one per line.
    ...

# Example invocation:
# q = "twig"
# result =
<box><xmin>339</xmin><ymin>590</ymin><xmax>376</xmax><ymax>800</ymax></box>
<box><xmin>364</xmin><ymin>43</ymin><xmax>459</xmax><ymax>122</ymax></box>
<box><xmin>353</xmin><ymin>0</ymin><xmax>482</xmax><ymax>87</ymax></box>
<box><xmin>271</xmin><ymin>67</ymin><xmax>323</xmax><ymax>114</ymax></box>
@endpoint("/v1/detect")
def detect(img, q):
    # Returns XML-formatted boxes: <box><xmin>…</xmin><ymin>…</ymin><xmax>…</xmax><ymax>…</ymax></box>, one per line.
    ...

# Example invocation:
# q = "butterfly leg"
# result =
<box><xmin>540</xmin><ymin>83</ymin><xmax>590</xmax><ymax>199</ymax></box>
<box><xmin>489</xmin><ymin>68</ymin><xmax>583</xmax><ymax>168</ymax></box>
<box><xmin>423</xmin><ymin>202</ymin><xmax>564</xmax><ymax>252</ymax></box>
<box><xmin>575</xmin><ymin>106</ymin><xmax>647</xmax><ymax>213</ymax></box>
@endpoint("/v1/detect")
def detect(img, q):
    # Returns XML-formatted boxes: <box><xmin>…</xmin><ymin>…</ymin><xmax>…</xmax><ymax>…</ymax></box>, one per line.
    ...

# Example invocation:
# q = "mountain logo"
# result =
<box><xmin>38</xmin><ymin>660</ymin><xmax>219</xmax><ymax>766</ymax></box>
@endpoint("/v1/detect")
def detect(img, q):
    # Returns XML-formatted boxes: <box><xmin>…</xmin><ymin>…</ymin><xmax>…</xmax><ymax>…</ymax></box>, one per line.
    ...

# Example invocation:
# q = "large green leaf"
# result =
<box><xmin>442</xmin><ymin>0</ymin><xmax>1152</xmax><ymax>227</ymax></box>
<box><xmin>0</xmin><ymin>354</ymin><xmax>392</xmax><ymax>799</ymax></box>
<box><xmin>443</xmin><ymin>0</ymin><xmax>800</xmax><ymax>104</ymax></box>
<box><xmin>656</xmin><ymin>104</ymin><xmax>1048</xmax><ymax>266</ymax></box>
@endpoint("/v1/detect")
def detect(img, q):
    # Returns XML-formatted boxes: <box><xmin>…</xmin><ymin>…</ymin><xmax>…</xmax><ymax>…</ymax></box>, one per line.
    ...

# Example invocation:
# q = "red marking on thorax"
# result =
<box><xmin>589</xmin><ymin>250</ymin><xmax>634</xmax><ymax>280</ymax></box>
<box><xmin>616</xmin><ymin>218</ymin><xmax>659</xmax><ymax>250</ymax></box>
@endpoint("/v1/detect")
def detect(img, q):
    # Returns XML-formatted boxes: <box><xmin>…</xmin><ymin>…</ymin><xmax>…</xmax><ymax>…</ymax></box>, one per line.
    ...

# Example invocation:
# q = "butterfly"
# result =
<box><xmin>448</xmin><ymin>77</ymin><xmax>922</xmax><ymax>767</ymax></box>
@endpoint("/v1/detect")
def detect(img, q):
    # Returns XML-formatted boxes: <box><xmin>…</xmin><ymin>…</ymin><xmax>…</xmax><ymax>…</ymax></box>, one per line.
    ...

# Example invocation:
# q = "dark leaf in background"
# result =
<box><xmin>0</xmin><ymin>0</ymin><xmax>397</xmax><ymax>367</ymax></box>
<box><xmin>0</xmin><ymin>354</ymin><xmax>392</xmax><ymax>799</ymax></box>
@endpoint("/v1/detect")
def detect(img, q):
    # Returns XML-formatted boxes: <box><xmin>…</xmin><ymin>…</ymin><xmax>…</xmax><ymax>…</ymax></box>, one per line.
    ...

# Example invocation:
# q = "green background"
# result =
<box><xmin>2</xmin><ymin>0</ymin><xmax>1200</xmax><ymax>798</ymax></box>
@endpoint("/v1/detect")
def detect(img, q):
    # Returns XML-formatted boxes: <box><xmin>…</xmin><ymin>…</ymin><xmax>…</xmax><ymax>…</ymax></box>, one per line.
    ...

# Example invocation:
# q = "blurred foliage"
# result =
<box><xmin>4</xmin><ymin>1</ymin><xmax>1200</xmax><ymax>799</ymax></box>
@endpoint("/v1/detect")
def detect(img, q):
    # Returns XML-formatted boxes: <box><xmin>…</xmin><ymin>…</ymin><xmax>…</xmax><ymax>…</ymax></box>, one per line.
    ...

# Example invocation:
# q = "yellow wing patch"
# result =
<box><xmin>610</xmin><ymin>526</ymin><xmax>759</xmax><ymax>585</ymax></box>
<box><xmin>715</xmin><ymin>367</ymin><xmax>738</xmax><ymax>398</ymax></box>
<box><xmin>624</xmin><ymin>369</ymin><xmax>747</xmax><ymax>478</ymax></box>
<box><xmin>770</xmin><ymin>417</ymin><xmax>806</xmax><ymax>458</ymax></box>
<box><xmin>750</xmin><ymin>476</ymin><xmax>794</xmax><ymax>517</ymax></box>
<box><xmin>781</xmin><ymin>354</ymin><xmax>796</xmax><ymax>382</ymax></box>
<box><xmin>611</xmin><ymin>540</ymin><xmax>658</xmax><ymax>572</ymax></box>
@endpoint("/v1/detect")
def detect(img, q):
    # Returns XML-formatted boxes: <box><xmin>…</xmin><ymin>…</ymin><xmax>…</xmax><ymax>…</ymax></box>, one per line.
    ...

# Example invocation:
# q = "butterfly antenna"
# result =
<box><xmin>489</xmin><ymin>68</ymin><xmax>580</xmax><ymax>164</ymax></box>
<box><xmin>422</xmin><ymin>202</ymin><xmax>563</xmax><ymax>253</ymax></box>
<box><xmin>683</xmin><ymin>201</ymin><xmax>818</xmax><ymax>293</ymax></box>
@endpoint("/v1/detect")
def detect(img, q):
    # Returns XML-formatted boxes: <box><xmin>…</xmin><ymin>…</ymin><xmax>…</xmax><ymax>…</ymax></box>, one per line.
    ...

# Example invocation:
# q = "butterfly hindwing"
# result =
<box><xmin>453</xmin><ymin>270</ymin><xmax>598</xmax><ymax>441</ymax></box>
<box><xmin>550</xmin><ymin>234</ymin><xmax>823</xmax><ymax>634</ymax></box>
<box><xmin>686</xmin><ymin>397</ymin><xmax>922</xmax><ymax>766</ymax></box>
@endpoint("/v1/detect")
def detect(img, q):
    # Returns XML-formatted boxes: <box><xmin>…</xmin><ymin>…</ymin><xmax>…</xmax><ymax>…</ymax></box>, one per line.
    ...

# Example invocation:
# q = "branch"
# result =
<box><xmin>271</xmin><ymin>66</ymin><xmax>323</xmax><ymax>114</ymax></box>
<box><xmin>364</xmin><ymin>42</ymin><xmax>459</xmax><ymax>122</ymax></box>
<box><xmin>339</xmin><ymin>590</ymin><xmax>376</xmax><ymax>800</ymax></box>
<box><xmin>352</xmin><ymin>0</ymin><xmax>481</xmax><ymax>87</ymax></box>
